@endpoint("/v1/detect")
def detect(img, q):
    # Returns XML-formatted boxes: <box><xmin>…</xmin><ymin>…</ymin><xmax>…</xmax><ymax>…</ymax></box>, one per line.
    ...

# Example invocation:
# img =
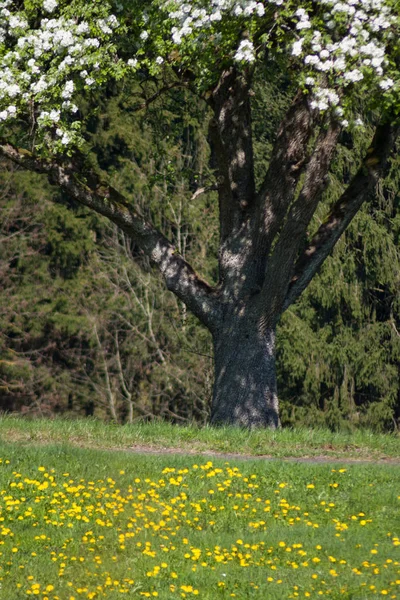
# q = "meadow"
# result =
<box><xmin>0</xmin><ymin>421</ymin><xmax>399</xmax><ymax>599</ymax></box>
<box><xmin>0</xmin><ymin>415</ymin><xmax>399</xmax><ymax>461</ymax></box>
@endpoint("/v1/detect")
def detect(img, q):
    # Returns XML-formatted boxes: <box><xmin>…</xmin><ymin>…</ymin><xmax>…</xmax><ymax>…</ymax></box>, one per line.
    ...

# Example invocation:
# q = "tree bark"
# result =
<box><xmin>211</xmin><ymin>315</ymin><xmax>279</xmax><ymax>429</ymax></box>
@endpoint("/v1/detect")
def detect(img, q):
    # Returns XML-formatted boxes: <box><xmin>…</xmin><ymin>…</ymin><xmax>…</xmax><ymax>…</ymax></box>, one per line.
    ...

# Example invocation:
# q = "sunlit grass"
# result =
<box><xmin>0</xmin><ymin>441</ymin><xmax>398</xmax><ymax>599</ymax></box>
<box><xmin>0</xmin><ymin>415</ymin><xmax>399</xmax><ymax>460</ymax></box>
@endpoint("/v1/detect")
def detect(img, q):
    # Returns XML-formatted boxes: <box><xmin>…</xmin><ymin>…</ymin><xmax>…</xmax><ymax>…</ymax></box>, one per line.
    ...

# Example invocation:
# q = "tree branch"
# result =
<box><xmin>256</xmin><ymin>91</ymin><xmax>314</xmax><ymax>250</ymax></box>
<box><xmin>283</xmin><ymin>122</ymin><xmax>399</xmax><ymax>311</ymax></box>
<box><xmin>260</xmin><ymin>122</ymin><xmax>340</xmax><ymax>320</ymax></box>
<box><xmin>0</xmin><ymin>142</ymin><xmax>221</xmax><ymax>330</ymax></box>
<box><xmin>276</xmin><ymin>121</ymin><xmax>340</xmax><ymax>252</ymax></box>
<box><xmin>92</xmin><ymin>321</ymin><xmax>119</xmax><ymax>423</ymax></box>
<box><xmin>190</xmin><ymin>184</ymin><xmax>217</xmax><ymax>201</ymax></box>
<box><xmin>209</xmin><ymin>67</ymin><xmax>256</xmax><ymax>243</ymax></box>
<box><xmin>132</xmin><ymin>80</ymin><xmax>190</xmax><ymax>112</ymax></box>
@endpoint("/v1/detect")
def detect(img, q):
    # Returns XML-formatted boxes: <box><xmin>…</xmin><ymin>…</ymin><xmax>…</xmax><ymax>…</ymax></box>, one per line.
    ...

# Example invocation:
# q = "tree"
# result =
<box><xmin>0</xmin><ymin>0</ymin><xmax>399</xmax><ymax>428</ymax></box>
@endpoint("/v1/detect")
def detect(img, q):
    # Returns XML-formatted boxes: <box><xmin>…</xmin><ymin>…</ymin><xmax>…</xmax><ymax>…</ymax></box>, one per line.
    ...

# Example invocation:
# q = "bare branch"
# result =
<box><xmin>0</xmin><ymin>142</ymin><xmax>221</xmax><ymax>331</ymax></box>
<box><xmin>390</xmin><ymin>319</ymin><xmax>400</xmax><ymax>338</ymax></box>
<box><xmin>190</xmin><ymin>184</ymin><xmax>217</xmax><ymax>201</ymax></box>
<box><xmin>0</xmin><ymin>226</ymin><xmax>32</xmax><ymax>243</ymax></box>
<box><xmin>283</xmin><ymin>122</ymin><xmax>399</xmax><ymax>311</ymax></box>
<box><xmin>132</xmin><ymin>80</ymin><xmax>190</xmax><ymax>112</ymax></box>
<box><xmin>92</xmin><ymin>322</ymin><xmax>119</xmax><ymax>423</ymax></box>
<box><xmin>121</xmin><ymin>265</ymin><xmax>166</xmax><ymax>363</ymax></box>
<box><xmin>114</xmin><ymin>332</ymin><xmax>132</xmax><ymax>402</ymax></box>
<box><xmin>114</xmin><ymin>332</ymin><xmax>134</xmax><ymax>424</ymax></box>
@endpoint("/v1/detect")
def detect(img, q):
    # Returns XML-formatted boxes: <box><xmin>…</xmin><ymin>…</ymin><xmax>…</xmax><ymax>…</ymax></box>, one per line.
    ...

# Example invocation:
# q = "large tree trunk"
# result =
<box><xmin>211</xmin><ymin>319</ymin><xmax>279</xmax><ymax>429</ymax></box>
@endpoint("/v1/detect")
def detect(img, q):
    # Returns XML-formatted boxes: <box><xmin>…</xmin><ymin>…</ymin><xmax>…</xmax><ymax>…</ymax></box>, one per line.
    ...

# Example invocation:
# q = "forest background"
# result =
<box><xmin>1</xmin><ymin>72</ymin><xmax>399</xmax><ymax>433</ymax></box>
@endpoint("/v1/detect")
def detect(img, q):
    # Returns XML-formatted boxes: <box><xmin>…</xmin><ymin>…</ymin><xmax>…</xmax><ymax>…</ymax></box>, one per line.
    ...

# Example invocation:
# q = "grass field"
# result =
<box><xmin>0</xmin><ymin>415</ymin><xmax>399</xmax><ymax>461</ymax></box>
<box><xmin>0</xmin><ymin>425</ymin><xmax>399</xmax><ymax>599</ymax></box>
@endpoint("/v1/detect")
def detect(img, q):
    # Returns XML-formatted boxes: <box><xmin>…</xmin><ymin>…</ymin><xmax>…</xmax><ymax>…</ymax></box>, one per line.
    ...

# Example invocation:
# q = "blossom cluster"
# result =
<box><xmin>0</xmin><ymin>0</ymin><xmax>122</xmax><ymax>150</ymax></box>
<box><xmin>160</xmin><ymin>0</ymin><xmax>399</xmax><ymax>125</ymax></box>
<box><xmin>166</xmin><ymin>0</ymin><xmax>266</xmax><ymax>46</ymax></box>
<box><xmin>290</xmin><ymin>0</ymin><xmax>397</xmax><ymax>122</ymax></box>
<box><xmin>0</xmin><ymin>0</ymin><xmax>398</xmax><ymax>151</ymax></box>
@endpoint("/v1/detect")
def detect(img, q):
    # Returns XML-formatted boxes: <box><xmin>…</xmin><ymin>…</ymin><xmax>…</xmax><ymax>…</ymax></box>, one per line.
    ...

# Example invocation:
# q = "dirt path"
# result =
<box><xmin>122</xmin><ymin>444</ymin><xmax>400</xmax><ymax>466</ymax></box>
<box><xmin>1</xmin><ymin>430</ymin><xmax>399</xmax><ymax>465</ymax></box>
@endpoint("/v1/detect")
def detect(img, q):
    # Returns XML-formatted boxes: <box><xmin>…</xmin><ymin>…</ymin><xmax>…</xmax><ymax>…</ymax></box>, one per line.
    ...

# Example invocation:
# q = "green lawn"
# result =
<box><xmin>0</xmin><ymin>437</ymin><xmax>398</xmax><ymax>599</ymax></box>
<box><xmin>0</xmin><ymin>415</ymin><xmax>399</xmax><ymax>461</ymax></box>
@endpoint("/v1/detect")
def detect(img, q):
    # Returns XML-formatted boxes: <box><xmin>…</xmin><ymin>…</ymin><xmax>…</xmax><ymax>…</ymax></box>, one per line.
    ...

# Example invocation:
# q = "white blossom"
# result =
<box><xmin>6</xmin><ymin>83</ymin><xmax>20</xmax><ymax>98</ymax></box>
<box><xmin>9</xmin><ymin>15</ymin><xmax>28</xmax><ymax>29</ymax></box>
<box><xmin>61</xmin><ymin>80</ymin><xmax>74</xmax><ymax>99</ymax></box>
<box><xmin>49</xmin><ymin>109</ymin><xmax>60</xmax><ymax>122</ymax></box>
<box><xmin>43</xmin><ymin>0</ymin><xmax>58</xmax><ymax>13</ymax></box>
<box><xmin>31</xmin><ymin>78</ymin><xmax>48</xmax><ymax>94</ymax></box>
<box><xmin>76</xmin><ymin>22</ymin><xmax>90</xmax><ymax>34</ymax></box>
<box><xmin>292</xmin><ymin>39</ymin><xmax>304</xmax><ymax>57</ymax></box>
<box><xmin>61</xmin><ymin>132</ymin><xmax>71</xmax><ymax>145</ymax></box>
<box><xmin>380</xmin><ymin>78</ymin><xmax>394</xmax><ymax>90</ymax></box>
<box><xmin>344</xmin><ymin>69</ymin><xmax>364</xmax><ymax>83</ymax></box>
<box><xmin>234</xmin><ymin>40</ymin><xmax>255</xmax><ymax>63</ymax></box>
<box><xmin>98</xmin><ymin>19</ymin><xmax>112</xmax><ymax>35</ymax></box>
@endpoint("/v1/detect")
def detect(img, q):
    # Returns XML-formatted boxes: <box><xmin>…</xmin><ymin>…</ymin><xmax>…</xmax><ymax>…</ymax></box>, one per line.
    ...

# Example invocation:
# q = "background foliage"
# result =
<box><xmin>1</xmin><ymin>76</ymin><xmax>399</xmax><ymax>431</ymax></box>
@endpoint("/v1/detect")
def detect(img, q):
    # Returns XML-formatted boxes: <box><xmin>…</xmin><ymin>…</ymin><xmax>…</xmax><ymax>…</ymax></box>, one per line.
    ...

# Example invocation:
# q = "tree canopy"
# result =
<box><xmin>1</xmin><ymin>0</ymin><xmax>399</xmax><ymax>428</ymax></box>
<box><xmin>1</xmin><ymin>0</ymin><xmax>399</xmax><ymax>150</ymax></box>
